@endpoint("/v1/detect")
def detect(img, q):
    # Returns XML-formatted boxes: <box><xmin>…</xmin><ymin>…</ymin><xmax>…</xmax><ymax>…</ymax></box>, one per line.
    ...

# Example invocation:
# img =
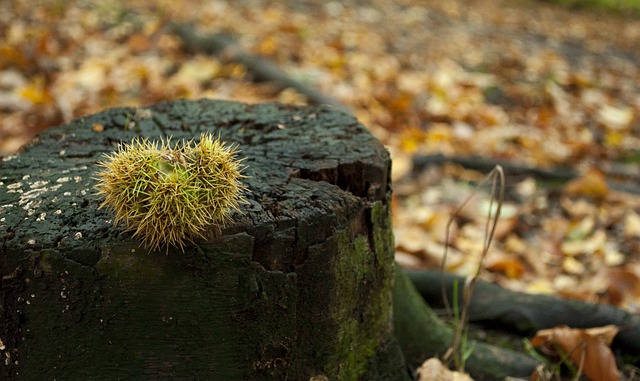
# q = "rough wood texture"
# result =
<box><xmin>0</xmin><ymin>99</ymin><xmax>407</xmax><ymax>380</ymax></box>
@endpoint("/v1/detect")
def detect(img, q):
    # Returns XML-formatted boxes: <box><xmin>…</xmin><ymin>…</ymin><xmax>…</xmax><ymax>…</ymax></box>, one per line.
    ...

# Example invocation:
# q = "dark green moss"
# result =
<box><xmin>327</xmin><ymin>199</ymin><xmax>403</xmax><ymax>380</ymax></box>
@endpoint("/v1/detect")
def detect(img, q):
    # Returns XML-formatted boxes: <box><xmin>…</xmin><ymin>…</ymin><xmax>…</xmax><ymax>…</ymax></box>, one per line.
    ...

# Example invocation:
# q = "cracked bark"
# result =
<box><xmin>0</xmin><ymin>99</ymin><xmax>406</xmax><ymax>380</ymax></box>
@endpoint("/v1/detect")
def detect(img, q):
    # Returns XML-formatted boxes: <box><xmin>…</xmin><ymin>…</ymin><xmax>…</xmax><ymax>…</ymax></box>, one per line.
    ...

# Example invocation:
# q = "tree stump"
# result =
<box><xmin>0</xmin><ymin>99</ymin><xmax>407</xmax><ymax>380</ymax></box>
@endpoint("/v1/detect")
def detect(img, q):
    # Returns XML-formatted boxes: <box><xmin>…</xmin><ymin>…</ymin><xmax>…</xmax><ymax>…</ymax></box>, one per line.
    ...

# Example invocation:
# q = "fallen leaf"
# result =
<box><xmin>416</xmin><ymin>358</ymin><xmax>474</xmax><ymax>381</ymax></box>
<box><xmin>606</xmin><ymin>268</ymin><xmax>640</xmax><ymax>308</ymax></box>
<box><xmin>19</xmin><ymin>76</ymin><xmax>52</xmax><ymax>105</ymax></box>
<box><xmin>486</xmin><ymin>258</ymin><xmax>525</xmax><ymax>279</ymax></box>
<box><xmin>394</xmin><ymin>250</ymin><xmax>423</xmax><ymax>268</ymax></box>
<box><xmin>562</xmin><ymin>256</ymin><xmax>585</xmax><ymax>275</ymax></box>
<box><xmin>525</xmin><ymin>278</ymin><xmax>555</xmax><ymax>294</ymax></box>
<box><xmin>564</xmin><ymin>168</ymin><xmax>609</xmax><ymax>200</ymax></box>
<box><xmin>597</xmin><ymin>104</ymin><xmax>633</xmax><ymax>130</ymax></box>
<box><xmin>127</xmin><ymin>33</ymin><xmax>152</xmax><ymax>53</ymax></box>
<box><xmin>531</xmin><ymin>325</ymin><xmax>620</xmax><ymax>381</ymax></box>
<box><xmin>624</xmin><ymin>211</ymin><xmax>640</xmax><ymax>238</ymax></box>
<box><xmin>561</xmin><ymin>229</ymin><xmax>607</xmax><ymax>257</ymax></box>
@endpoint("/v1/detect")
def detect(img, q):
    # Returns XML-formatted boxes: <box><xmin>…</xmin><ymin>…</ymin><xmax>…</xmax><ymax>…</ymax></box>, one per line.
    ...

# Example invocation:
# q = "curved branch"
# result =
<box><xmin>406</xmin><ymin>268</ymin><xmax>640</xmax><ymax>355</ymax></box>
<box><xmin>169</xmin><ymin>23</ymin><xmax>348</xmax><ymax>112</ymax></box>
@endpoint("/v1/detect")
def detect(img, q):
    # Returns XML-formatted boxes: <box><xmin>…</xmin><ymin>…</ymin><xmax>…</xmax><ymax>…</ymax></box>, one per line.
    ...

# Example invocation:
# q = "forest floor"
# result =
<box><xmin>2</xmin><ymin>0</ymin><xmax>640</xmax><ymax>338</ymax></box>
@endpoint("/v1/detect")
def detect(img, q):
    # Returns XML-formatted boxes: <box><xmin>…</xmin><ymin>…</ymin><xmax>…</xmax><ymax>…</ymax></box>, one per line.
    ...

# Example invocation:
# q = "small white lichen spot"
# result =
<box><xmin>62</xmin><ymin>166</ymin><xmax>87</xmax><ymax>174</ymax></box>
<box><xmin>74</xmin><ymin>232</ymin><xmax>82</xmax><ymax>239</ymax></box>
<box><xmin>27</xmin><ymin>239</ymin><xmax>35</xmax><ymax>245</ymax></box>
<box><xmin>59</xmin><ymin>150</ymin><xmax>66</xmax><ymax>157</ymax></box>
<box><xmin>56</xmin><ymin>177</ymin><xmax>71</xmax><ymax>183</ymax></box>
<box><xmin>7</xmin><ymin>182</ymin><xmax>22</xmax><ymax>190</ymax></box>
<box><xmin>36</xmin><ymin>213</ymin><xmax>46</xmax><ymax>221</ymax></box>
<box><xmin>63</xmin><ymin>191</ymin><xmax>71</xmax><ymax>196</ymax></box>
<box><xmin>55</xmin><ymin>209</ymin><xmax>62</xmax><ymax>215</ymax></box>
<box><xmin>30</xmin><ymin>180</ymin><xmax>49</xmax><ymax>189</ymax></box>
<box><xmin>22</xmin><ymin>175</ymin><xmax>30</xmax><ymax>180</ymax></box>
<box><xmin>73</xmin><ymin>176</ymin><xmax>82</xmax><ymax>183</ymax></box>
<box><xmin>19</xmin><ymin>189</ymin><xmax>47</xmax><ymax>205</ymax></box>
<box><xmin>134</xmin><ymin>108</ymin><xmax>152</xmax><ymax>119</ymax></box>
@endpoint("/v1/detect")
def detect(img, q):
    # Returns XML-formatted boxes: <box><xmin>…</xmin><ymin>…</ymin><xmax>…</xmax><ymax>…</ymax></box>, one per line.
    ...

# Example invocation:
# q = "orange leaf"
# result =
<box><xmin>486</xmin><ymin>258</ymin><xmax>525</xmax><ymax>279</ymax></box>
<box><xmin>564</xmin><ymin>168</ymin><xmax>609</xmax><ymax>200</ymax></box>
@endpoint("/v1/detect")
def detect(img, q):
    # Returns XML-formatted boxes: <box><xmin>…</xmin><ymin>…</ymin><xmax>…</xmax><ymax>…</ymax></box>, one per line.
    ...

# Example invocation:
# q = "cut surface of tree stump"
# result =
<box><xmin>0</xmin><ymin>99</ymin><xmax>407</xmax><ymax>380</ymax></box>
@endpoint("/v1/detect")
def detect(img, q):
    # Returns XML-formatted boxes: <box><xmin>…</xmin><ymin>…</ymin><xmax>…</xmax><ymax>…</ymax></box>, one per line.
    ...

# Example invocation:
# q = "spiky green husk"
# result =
<box><xmin>95</xmin><ymin>133</ymin><xmax>247</xmax><ymax>252</ymax></box>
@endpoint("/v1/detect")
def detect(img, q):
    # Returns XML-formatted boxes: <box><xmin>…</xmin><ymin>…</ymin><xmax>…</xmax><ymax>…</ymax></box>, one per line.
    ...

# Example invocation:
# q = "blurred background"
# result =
<box><xmin>2</xmin><ymin>0</ymin><xmax>640</xmax><ymax>310</ymax></box>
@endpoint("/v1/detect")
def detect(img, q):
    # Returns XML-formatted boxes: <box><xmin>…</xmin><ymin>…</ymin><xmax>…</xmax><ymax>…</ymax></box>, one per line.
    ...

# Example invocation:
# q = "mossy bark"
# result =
<box><xmin>0</xmin><ymin>99</ymin><xmax>408</xmax><ymax>380</ymax></box>
<box><xmin>393</xmin><ymin>267</ymin><xmax>539</xmax><ymax>381</ymax></box>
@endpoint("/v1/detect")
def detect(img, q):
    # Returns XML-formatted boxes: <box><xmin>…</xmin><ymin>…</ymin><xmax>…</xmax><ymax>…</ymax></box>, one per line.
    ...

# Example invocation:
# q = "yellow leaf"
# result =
<box><xmin>399</xmin><ymin>127</ymin><xmax>427</xmax><ymax>153</ymax></box>
<box><xmin>562</xmin><ymin>256</ymin><xmax>585</xmax><ymax>275</ymax></box>
<box><xmin>604</xmin><ymin>131</ymin><xmax>624</xmax><ymax>147</ymax></box>
<box><xmin>19</xmin><ymin>76</ymin><xmax>51</xmax><ymax>105</ymax></box>
<box><xmin>257</xmin><ymin>35</ymin><xmax>278</xmax><ymax>55</ymax></box>
<box><xmin>525</xmin><ymin>279</ymin><xmax>555</xmax><ymax>294</ymax></box>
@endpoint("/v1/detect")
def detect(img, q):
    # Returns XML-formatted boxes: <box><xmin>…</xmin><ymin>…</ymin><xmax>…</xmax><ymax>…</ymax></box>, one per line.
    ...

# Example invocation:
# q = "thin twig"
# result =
<box><xmin>441</xmin><ymin>165</ymin><xmax>505</xmax><ymax>370</ymax></box>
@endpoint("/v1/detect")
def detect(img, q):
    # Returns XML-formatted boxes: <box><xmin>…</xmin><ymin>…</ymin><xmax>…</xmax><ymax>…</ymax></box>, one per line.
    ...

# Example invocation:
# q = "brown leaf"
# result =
<box><xmin>606</xmin><ymin>268</ymin><xmax>640</xmax><ymax>308</ymax></box>
<box><xmin>128</xmin><ymin>33</ymin><xmax>152</xmax><ymax>53</ymax></box>
<box><xmin>531</xmin><ymin>325</ymin><xmax>620</xmax><ymax>381</ymax></box>
<box><xmin>580</xmin><ymin>334</ymin><xmax>620</xmax><ymax>381</ymax></box>
<box><xmin>564</xmin><ymin>168</ymin><xmax>609</xmax><ymax>200</ymax></box>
